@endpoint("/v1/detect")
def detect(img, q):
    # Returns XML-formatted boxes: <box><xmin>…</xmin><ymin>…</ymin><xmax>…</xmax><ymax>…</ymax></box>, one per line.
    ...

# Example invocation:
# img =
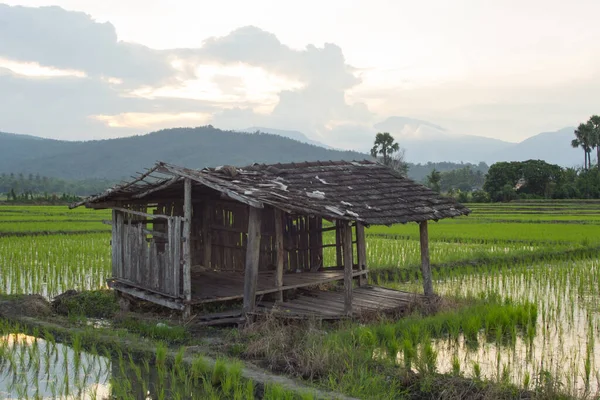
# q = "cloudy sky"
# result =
<box><xmin>1</xmin><ymin>0</ymin><xmax>599</xmax><ymax>149</ymax></box>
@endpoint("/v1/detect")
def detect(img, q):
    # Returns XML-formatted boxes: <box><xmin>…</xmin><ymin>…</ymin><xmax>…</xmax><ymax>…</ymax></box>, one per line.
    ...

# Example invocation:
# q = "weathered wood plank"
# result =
<box><xmin>111</xmin><ymin>210</ymin><xmax>118</xmax><ymax>278</ymax></box>
<box><xmin>173</xmin><ymin>216</ymin><xmax>181</xmax><ymax>298</ymax></box>
<box><xmin>132</xmin><ymin>176</ymin><xmax>180</xmax><ymax>199</ymax></box>
<box><xmin>355</xmin><ymin>222</ymin><xmax>367</xmax><ymax>286</ymax></box>
<box><xmin>110</xmin><ymin>283</ymin><xmax>185</xmax><ymax>310</ymax></box>
<box><xmin>111</xmin><ymin>206</ymin><xmax>172</xmax><ymax>220</ymax></box>
<box><xmin>166</xmin><ymin>218</ymin><xmax>174</xmax><ymax>296</ymax></box>
<box><xmin>342</xmin><ymin>221</ymin><xmax>354</xmax><ymax>316</ymax></box>
<box><xmin>243</xmin><ymin>207</ymin><xmax>262</xmax><ymax>313</ymax></box>
<box><xmin>183</xmin><ymin>178</ymin><xmax>192</xmax><ymax>304</ymax></box>
<box><xmin>335</xmin><ymin>220</ymin><xmax>343</xmax><ymax>267</ymax></box>
<box><xmin>116</xmin><ymin>211</ymin><xmax>124</xmax><ymax>279</ymax></box>
<box><xmin>419</xmin><ymin>221</ymin><xmax>434</xmax><ymax>297</ymax></box>
<box><xmin>274</xmin><ymin>209</ymin><xmax>284</xmax><ymax>302</ymax></box>
<box><xmin>202</xmin><ymin>201</ymin><xmax>212</xmax><ymax>269</ymax></box>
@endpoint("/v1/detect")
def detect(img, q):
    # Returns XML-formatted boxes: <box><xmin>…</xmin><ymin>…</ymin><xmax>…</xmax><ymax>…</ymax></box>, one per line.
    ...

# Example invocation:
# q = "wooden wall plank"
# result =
<box><xmin>111</xmin><ymin>210</ymin><xmax>118</xmax><ymax>278</ymax></box>
<box><xmin>335</xmin><ymin>220</ymin><xmax>343</xmax><ymax>268</ymax></box>
<box><xmin>419</xmin><ymin>221</ymin><xmax>434</xmax><ymax>297</ymax></box>
<box><xmin>356</xmin><ymin>222</ymin><xmax>367</xmax><ymax>286</ymax></box>
<box><xmin>173</xmin><ymin>216</ymin><xmax>181</xmax><ymax>297</ymax></box>
<box><xmin>274</xmin><ymin>209</ymin><xmax>284</xmax><ymax>302</ymax></box>
<box><xmin>342</xmin><ymin>221</ymin><xmax>354</xmax><ymax>316</ymax></box>
<box><xmin>202</xmin><ymin>201</ymin><xmax>212</xmax><ymax>269</ymax></box>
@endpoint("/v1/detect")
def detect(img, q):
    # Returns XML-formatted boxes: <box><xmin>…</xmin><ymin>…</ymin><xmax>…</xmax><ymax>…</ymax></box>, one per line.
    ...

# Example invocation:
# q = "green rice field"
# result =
<box><xmin>0</xmin><ymin>201</ymin><xmax>599</xmax><ymax>399</ymax></box>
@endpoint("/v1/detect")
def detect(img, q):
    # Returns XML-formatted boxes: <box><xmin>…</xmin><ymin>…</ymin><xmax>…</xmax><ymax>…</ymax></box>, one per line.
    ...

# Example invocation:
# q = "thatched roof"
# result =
<box><xmin>71</xmin><ymin>160</ymin><xmax>470</xmax><ymax>225</ymax></box>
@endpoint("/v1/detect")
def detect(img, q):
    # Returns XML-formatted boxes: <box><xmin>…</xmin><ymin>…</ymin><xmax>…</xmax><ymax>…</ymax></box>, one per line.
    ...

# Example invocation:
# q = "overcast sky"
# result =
<box><xmin>1</xmin><ymin>0</ymin><xmax>599</xmax><ymax>148</ymax></box>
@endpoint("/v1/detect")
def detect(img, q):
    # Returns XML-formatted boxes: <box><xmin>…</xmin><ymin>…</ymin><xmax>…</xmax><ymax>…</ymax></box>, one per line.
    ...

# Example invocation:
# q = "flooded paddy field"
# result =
<box><xmin>0</xmin><ymin>201</ymin><xmax>599</xmax><ymax>399</ymax></box>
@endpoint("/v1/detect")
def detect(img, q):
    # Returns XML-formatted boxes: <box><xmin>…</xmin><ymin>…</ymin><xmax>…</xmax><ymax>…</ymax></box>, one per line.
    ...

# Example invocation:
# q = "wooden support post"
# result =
<box><xmin>335</xmin><ymin>220</ymin><xmax>344</xmax><ymax>267</ymax></box>
<box><xmin>243</xmin><ymin>207</ymin><xmax>262</xmax><ymax>314</ymax></box>
<box><xmin>274</xmin><ymin>209</ymin><xmax>284</xmax><ymax>302</ymax></box>
<box><xmin>355</xmin><ymin>222</ymin><xmax>367</xmax><ymax>286</ymax></box>
<box><xmin>111</xmin><ymin>209</ymin><xmax>119</xmax><ymax>278</ymax></box>
<box><xmin>113</xmin><ymin>211</ymin><xmax>125</xmax><ymax>278</ymax></box>
<box><xmin>419</xmin><ymin>221</ymin><xmax>434</xmax><ymax>297</ymax></box>
<box><xmin>202</xmin><ymin>202</ymin><xmax>212</xmax><ymax>269</ymax></box>
<box><xmin>182</xmin><ymin>178</ymin><xmax>192</xmax><ymax>318</ymax></box>
<box><xmin>342</xmin><ymin>221</ymin><xmax>354</xmax><ymax>316</ymax></box>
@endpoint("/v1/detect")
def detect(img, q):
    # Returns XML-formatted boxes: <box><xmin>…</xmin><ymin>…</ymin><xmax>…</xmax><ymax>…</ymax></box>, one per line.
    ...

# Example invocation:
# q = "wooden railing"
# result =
<box><xmin>112</xmin><ymin>209</ymin><xmax>184</xmax><ymax>298</ymax></box>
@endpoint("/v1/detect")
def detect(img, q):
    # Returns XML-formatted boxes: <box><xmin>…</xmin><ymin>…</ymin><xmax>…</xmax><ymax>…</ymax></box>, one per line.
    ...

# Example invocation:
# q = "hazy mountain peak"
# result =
<box><xmin>374</xmin><ymin>116</ymin><xmax>447</xmax><ymax>132</ymax></box>
<box><xmin>242</xmin><ymin>126</ymin><xmax>332</xmax><ymax>149</ymax></box>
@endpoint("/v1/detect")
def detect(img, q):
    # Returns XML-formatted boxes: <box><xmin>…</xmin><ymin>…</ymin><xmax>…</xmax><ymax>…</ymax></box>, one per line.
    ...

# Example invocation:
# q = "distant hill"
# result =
<box><xmin>0</xmin><ymin>126</ymin><xmax>366</xmax><ymax>181</ymax></box>
<box><xmin>373</xmin><ymin>117</ymin><xmax>584</xmax><ymax>167</ymax></box>
<box><xmin>489</xmin><ymin>127</ymin><xmax>583</xmax><ymax>168</ymax></box>
<box><xmin>374</xmin><ymin>117</ymin><xmax>514</xmax><ymax>164</ymax></box>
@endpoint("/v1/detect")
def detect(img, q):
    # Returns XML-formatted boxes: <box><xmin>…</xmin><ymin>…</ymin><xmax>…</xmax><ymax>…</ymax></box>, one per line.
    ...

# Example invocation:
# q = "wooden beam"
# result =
<box><xmin>182</xmin><ymin>178</ymin><xmax>192</xmax><ymax>317</ymax></box>
<box><xmin>342</xmin><ymin>221</ymin><xmax>354</xmax><ymax>316</ymax></box>
<box><xmin>111</xmin><ymin>206</ymin><xmax>172</xmax><ymax>220</ymax></box>
<box><xmin>274</xmin><ymin>209</ymin><xmax>285</xmax><ymax>302</ymax></box>
<box><xmin>355</xmin><ymin>222</ymin><xmax>367</xmax><ymax>286</ymax></box>
<box><xmin>419</xmin><ymin>221</ymin><xmax>434</xmax><ymax>297</ymax></box>
<box><xmin>132</xmin><ymin>176</ymin><xmax>181</xmax><ymax>199</ymax></box>
<box><xmin>243</xmin><ymin>207</ymin><xmax>262</xmax><ymax>313</ymax></box>
<box><xmin>110</xmin><ymin>283</ymin><xmax>185</xmax><ymax>311</ymax></box>
<box><xmin>202</xmin><ymin>202</ymin><xmax>212</xmax><ymax>269</ymax></box>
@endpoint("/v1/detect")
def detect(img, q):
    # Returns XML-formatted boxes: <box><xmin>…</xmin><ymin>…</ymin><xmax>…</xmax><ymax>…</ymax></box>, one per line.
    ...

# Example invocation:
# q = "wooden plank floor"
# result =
<box><xmin>257</xmin><ymin>286</ymin><xmax>423</xmax><ymax>319</ymax></box>
<box><xmin>189</xmin><ymin>269</ymin><xmax>365</xmax><ymax>303</ymax></box>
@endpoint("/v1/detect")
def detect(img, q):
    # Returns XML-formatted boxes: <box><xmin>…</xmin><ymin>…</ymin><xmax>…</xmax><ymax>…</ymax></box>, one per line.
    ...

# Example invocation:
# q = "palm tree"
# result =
<box><xmin>572</xmin><ymin>122</ymin><xmax>593</xmax><ymax>170</ymax></box>
<box><xmin>426</xmin><ymin>168</ymin><xmax>441</xmax><ymax>193</ymax></box>
<box><xmin>371</xmin><ymin>132</ymin><xmax>400</xmax><ymax>166</ymax></box>
<box><xmin>588</xmin><ymin>115</ymin><xmax>600</xmax><ymax>170</ymax></box>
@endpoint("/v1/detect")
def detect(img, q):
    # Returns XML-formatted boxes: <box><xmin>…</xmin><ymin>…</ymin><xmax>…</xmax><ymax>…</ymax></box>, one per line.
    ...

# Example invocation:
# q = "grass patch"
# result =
<box><xmin>52</xmin><ymin>289</ymin><xmax>118</xmax><ymax>318</ymax></box>
<box><xmin>115</xmin><ymin>317</ymin><xmax>189</xmax><ymax>344</ymax></box>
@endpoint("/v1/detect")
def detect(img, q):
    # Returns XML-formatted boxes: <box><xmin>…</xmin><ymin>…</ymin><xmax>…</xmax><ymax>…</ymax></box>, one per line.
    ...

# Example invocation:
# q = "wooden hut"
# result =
<box><xmin>71</xmin><ymin>160</ymin><xmax>470</xmax><ymax>320</ymax></box>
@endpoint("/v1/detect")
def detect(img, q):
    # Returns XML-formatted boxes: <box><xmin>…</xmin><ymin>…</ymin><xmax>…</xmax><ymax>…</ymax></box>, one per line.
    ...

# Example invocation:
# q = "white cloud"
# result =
<box><xmin>0</xmin><ymin>57</ymin><xmax>86</xmax><ymax>78</ymax></box>
<box><xmin>2</xmin><ymin>1</ymin><xmax>600</xmax><ymax>145</ymax></box>
<box><xmin>92</xmin><ymin>112</ymin><xmax>212</xmax><ymax>129</ymax></box>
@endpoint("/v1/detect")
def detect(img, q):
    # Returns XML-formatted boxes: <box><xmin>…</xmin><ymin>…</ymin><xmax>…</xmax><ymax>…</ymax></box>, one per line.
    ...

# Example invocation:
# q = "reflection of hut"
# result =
<box><xmin>71</xmin><ymin>160</ymin><xmax>470</xmax><ymax>320</ymax></box>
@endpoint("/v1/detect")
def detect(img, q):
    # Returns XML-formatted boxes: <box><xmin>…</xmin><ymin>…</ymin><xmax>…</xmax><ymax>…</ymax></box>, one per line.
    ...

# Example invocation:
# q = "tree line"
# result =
<box><xmin>0</xmin><ymin>173</ymin><xmax>112</xmax><ymax>203</ymax></box>
<box><xmin>371</xmin><ymin>130</ymin><xmax>600</xmax><ymax>203</ymax></box>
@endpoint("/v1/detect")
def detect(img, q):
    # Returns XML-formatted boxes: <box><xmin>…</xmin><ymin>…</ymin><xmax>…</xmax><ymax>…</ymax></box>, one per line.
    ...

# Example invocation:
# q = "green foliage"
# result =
<box><xmin>426</xmin><ymin>168</ymin><xmax>442</xmax><ymax>193</ymax></box>
<box><xmin>482</xmin><ymin>159</ymin><xmax>600</xmax><ymax>201</ymax></box>
<box><xmin>370</xmin><ymin>132</ymin><xmax>400</xmax><ymax>166</ymax></box>
<box><xmin>0</xmin><ymin>172</ymin><xmax>112</xmax><ymax>200</ymax></box>
<box><xmin>439</xmin><ymin>165</ymin><xmax>486</xmax><ymax>192</ymax></box>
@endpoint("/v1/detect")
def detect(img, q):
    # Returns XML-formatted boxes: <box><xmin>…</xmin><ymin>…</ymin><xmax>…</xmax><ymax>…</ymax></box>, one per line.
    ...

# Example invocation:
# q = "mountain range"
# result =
<box><xmin>0</xmin><ymin>119</ymin><xmax>586</xmax><ymax>183</ymax></box>
<box><xmin>372</xmin><ymin>117</ymin><xmax>581</xmax><ymax>167</ymax></box>
<box><xmin>0</xmin><ymin>127</ymin><xmax>365</xmax><ymax>181</ymax></box>
<box><xmin>247</xmin><ymin>118</ymin><xmax>583</xmax><ymax>168</ymax></box>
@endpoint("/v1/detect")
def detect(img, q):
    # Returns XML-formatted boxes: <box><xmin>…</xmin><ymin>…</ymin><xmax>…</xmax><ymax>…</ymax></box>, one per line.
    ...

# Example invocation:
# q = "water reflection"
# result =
<box><xmin>0</xmin><ymin>333</ymin><xmax>110</xmax><ymax>399</ymax></box>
